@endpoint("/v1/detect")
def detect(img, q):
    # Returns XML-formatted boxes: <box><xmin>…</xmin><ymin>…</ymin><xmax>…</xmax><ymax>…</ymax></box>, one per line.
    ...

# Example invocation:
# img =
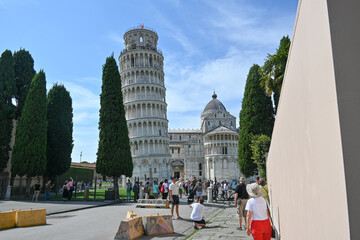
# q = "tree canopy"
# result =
<box><xmin>13</xmin><ymin>49</ymin><xmax>36</xmax><ymax>119</ymax></box>
<box><xmin>46</xmin><ymin>83</ymin><xmax>73</xmax><ymax>178</ymax></box>
<box><xmin>11</xmin><ymin>71</ymin><xmax>47</xmax><ymax>190</ymax></box>
<box><xmin>0</xmin><ymin>50</ymin><xmax>16</xmax><ymax>172</ymax></box>
<box><xmin>250</xmin><ymin>134</ymin><xmax>271</xmax><ymax>179</ymax></box>
<box><xmin>96</xmin><ymin>55</ymin><xmax>133</xmax><ymax>197</ymax></box>
<box><xmin>238</xmin><ymin>64</ymin><xmax>274</xmax><ymax>177</ymax></box>
<box><xmin>259</xmin><ymin>36</ymin><xmax>291</xmax><ymax>113</ymax></box>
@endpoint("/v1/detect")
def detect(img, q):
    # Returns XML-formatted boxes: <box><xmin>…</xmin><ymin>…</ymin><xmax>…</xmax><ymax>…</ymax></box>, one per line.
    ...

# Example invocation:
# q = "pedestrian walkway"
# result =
<box><xmin>0</xmin><ymin>200</ymin><xmax>111</xmax><ymax>215</ymax></box>
<box><xmin>186</xmin><ymin>205</ymin><xmax>252</xmax><ymax>240</ymax></box>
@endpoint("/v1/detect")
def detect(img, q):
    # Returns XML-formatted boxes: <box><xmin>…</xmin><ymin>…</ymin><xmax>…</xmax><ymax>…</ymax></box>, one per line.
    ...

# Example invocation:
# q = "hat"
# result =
<box><xmin>240</xmin><ymin>177</ymin><xmax>245</xmax><ymax>182</ymax></box>
<box><xmin>246</xmin><ymin>183</ymin><xmax>263</xmax><ymax>198</ymax></box>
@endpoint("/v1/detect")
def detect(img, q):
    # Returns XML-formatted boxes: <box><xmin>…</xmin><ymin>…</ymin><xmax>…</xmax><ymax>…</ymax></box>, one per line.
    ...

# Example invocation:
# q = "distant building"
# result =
<box><xmin>119</xmin><ymin>26</ymin><xmax>172</xmax><ymax>182</ymax></box>
<box><xmin>169</xmin><ymin>93</ymin><xmax>241</xmax><ymax>181</ymax></box>
<box><xmin>118</xmin><ymin>26</ymin><xmax>241</xmax><ymax>182</ymax></box>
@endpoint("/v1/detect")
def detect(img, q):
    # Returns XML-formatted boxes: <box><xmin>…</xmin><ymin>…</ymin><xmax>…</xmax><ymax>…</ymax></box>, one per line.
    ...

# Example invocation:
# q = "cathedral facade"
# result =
<box><xmin>119</xmin><ymin>26</ymin><xmax>241</xmax><ymax>182</ymax></box>
<box><xmin>169</xmin><ymin>92</ymin><xmax>241</xmax><ymax>181</ymax></box>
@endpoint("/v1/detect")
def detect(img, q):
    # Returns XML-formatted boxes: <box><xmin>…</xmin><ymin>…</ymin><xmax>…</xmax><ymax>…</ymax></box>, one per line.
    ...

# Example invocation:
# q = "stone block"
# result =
<box><xmin>0</xmin><ymin>210</ymin><xmax>16</xmax><ymax>230</ymax></box>
<box><xmin>16</xmin><ymin>209</ymin><xmax>46</xmax><ymax>227</ymax></box>
<box><xmin>114</xmin><ymin>216</ymin><xmax>144</xmax><ymax>240</ymax></box>
<box><xmin>143</xmin><ymin>214</ymin><xmax>174</xmax><ymax>236</ymax></box>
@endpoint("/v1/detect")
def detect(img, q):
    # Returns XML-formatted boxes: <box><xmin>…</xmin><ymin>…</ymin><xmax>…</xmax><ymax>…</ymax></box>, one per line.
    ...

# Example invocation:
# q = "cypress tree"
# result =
<box><xmin>11</xmin><ymin>71</ymin><xmax>47</xmax><ymax>194</ymax></box>
<box><xmin>238</xmin><ymin>64</ymin><xmax>274</xmax><ymax>177</ymax></box>
<box><xmin>96</xmin><ymin>55</ymin><xmax>133</xmax><ymax>199</ymax></box>
<box><xmin>0</xmin><ymin>50</ymin><xmax>16</xmax><ymax>172</ymax></box>
<box><xmin>13</xmin><ymin>49</ymin><xmax>36</xmax><ymax>119</ymax></box>
<box><xmin>46</xmin><ymin>83</ymin><xmax>73</xmax><ymax>178</ymax></box>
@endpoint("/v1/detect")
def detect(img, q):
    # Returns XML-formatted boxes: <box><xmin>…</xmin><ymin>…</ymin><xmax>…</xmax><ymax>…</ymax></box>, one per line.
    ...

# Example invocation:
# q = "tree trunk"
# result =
<box><xmin>113</xmin><ymin>176</ymin><xmax>119</xmax><ymax>200</ymax></box>
<box><xmin>26</xmin><ymin>176</ymin><xmax>32</xmax><ymax>197</ymax></box>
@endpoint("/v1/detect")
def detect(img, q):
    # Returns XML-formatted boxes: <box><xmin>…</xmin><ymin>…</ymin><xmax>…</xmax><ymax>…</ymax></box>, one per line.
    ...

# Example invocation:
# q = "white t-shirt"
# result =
<box><xmin>169</xmin><ymin>182</ymin><xmax>180</xmax><ymax>195</ymax></box>
<box><xmin>245</xmin><ymin>197</ymin><xmax>269</xmax><ymax>220</ymax></box>
<box><xmin>190</xmin><ymin>203</ymin><xmax>205</xmax><ymax>221</ymax></box>
<box><xmin>164</xmin><ymin>183</ymin><xmax>169</xmax><ymax>193</ymax></box>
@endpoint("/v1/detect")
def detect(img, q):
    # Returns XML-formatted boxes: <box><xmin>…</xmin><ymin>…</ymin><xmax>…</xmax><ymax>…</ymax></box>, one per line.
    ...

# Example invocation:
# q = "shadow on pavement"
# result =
<box><xmin>203</xmin><ymin>225</ymin><xmax>226</xmax><ymax>229</ymax></box>
<box><xmin>138</xmin><ymin>233</ymin><xmax>185</xmax><ymax>239</ymax></box>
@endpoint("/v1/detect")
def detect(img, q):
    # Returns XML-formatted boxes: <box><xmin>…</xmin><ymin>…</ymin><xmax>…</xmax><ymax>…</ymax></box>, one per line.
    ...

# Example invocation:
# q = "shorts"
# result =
<box><xmin>171</xmin><ymin>195</ymin><xmax>180</xmax><ymax>205</ymax></box>
<box><xmin>237</xmin><ymin>199</ymin><xmax>248</xmax><ymax>218</ymax></box>
<box><xmin>193</xmin><ymin>219</ymin><xmax>205</xmax><ymax>224</ymax></box>
<box><xmin>196</xmin><ymin>191</ymin><xmax>202</xmax><ymax>197</ymax></box>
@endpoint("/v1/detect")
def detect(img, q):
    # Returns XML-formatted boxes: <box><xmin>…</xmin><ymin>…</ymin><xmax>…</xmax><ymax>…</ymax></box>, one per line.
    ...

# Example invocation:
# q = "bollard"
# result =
<box><xmin>84</xmin><ymin>187</ymin><xmax>90</xmax><ymax>200</ymax></box>
<box><xmin>207</xmin><ymin>187</ymin><xmax>213</xmax><ymax>203</ymax></box>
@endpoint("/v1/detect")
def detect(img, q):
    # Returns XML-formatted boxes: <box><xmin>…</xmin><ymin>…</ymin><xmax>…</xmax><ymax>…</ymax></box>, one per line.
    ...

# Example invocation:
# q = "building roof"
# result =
<box><xmin>205</xmin><ymin>125</ymin><xmax>238</xmax><ymax>135</ymax></box>
<box><xmin>203</xmin><ymin>92</ymin><xmax>227</xmax><ymax>114</ymax></box>
<box><xmin>71</xmin><ymin>162</ymin><xmax>96</xmax><ymax>169</ymax></box>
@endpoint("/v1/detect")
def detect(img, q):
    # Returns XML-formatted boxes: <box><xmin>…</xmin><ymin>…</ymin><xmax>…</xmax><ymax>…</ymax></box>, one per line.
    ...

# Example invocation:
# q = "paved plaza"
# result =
<box><xmin>0</xmin><ymin>198</ymin><xmax>255</xmax><ymax>240</ymax></box>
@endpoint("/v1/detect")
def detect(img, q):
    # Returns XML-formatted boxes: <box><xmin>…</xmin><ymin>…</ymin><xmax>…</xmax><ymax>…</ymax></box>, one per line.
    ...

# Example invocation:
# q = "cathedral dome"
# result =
<box><xmin>203</xmin><ymin>92</ymin><xmax>226</xmax><ymax>113</ymax></box>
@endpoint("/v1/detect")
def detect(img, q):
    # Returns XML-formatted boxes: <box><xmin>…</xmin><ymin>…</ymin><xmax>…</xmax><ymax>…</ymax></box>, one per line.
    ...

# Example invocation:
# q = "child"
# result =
<box><xmin>190</xmin><ymin>197</ymin><xmax>206</xmax><ymax>229</ymax></box>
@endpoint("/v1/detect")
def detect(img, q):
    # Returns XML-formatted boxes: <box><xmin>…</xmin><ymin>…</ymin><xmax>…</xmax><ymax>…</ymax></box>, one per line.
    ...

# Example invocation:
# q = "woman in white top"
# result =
<box><xmin>245</xmin><ymin>183</ymin><xmax>272</xmax><ymax>240</ymax></box>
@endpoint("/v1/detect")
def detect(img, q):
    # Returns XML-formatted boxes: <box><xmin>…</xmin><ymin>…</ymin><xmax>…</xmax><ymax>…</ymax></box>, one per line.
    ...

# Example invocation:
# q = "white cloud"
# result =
<box><xmin>107</xmin><ymin>32</ymin><xmax>124</xmax><ymax>45</ymax></box>
<box><xmin>204</xmin><ymin>0</ymin><xmax>294</xmax><ymax>47</ymax></box>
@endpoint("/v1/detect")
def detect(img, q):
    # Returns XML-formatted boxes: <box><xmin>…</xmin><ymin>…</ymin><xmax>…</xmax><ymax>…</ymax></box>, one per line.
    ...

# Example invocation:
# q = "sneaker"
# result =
<box><xmin>194</xmin><ymin>226</ymin><xmax>199</xmax><ymax>230</ymax></box>
<box><xmin>236</xmin><ymin>226</ymin><xmax>243</xmax><ymax>230</ymax></box>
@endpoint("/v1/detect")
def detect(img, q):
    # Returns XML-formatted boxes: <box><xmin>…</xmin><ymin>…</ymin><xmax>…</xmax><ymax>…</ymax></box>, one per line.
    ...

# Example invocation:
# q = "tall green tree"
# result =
<box><xmin>46</xmin><ymin>84</ymin><xmax>73</xmax><ymax>179</ymax></box>
<box><xmin>238</xmin><ymin>64</ymin><xmax>274</xmax><ymax>177</ymax></box>
<box><xmin>0</xmin><ymin>50</ymin><xmax>16</xmax><ymax>172</ymax></box>
<box><xmin>259</xmin><ymin>36</ymin><xmax>291</xmax><ymax>113</ymax></box>
<box><xmin>250</xmin><ymin>134</ymin><xmax>271</xmax><ymax>179</ymax></box>
<box><xmin>13</xmin><ymin>49</ymin><xmax>36</xmax><ymax>119</ymax></box>
<box><xmin>96</xmin><ymin>55</ymin><xmax>133</xmax><ymax>199</ymax></box>
<box><xmin>11</xmin><ymin>71</ymin><xmax>47</xmax><ymax>194</ymax></box>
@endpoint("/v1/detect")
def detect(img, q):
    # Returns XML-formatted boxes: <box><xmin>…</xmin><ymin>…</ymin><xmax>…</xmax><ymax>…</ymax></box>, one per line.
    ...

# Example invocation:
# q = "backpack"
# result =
<box><xmin>160</xmin><ymin>183</ymin><xmax>165</xmax><ymax>193</ymax></box>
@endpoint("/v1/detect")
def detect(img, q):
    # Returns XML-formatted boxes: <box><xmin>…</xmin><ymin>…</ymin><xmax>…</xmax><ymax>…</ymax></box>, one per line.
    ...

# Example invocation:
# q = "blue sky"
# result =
<box><xmin>0</xmin><ymin>0</ymin><xmax>298</xmax><ymax>163</ymax></box>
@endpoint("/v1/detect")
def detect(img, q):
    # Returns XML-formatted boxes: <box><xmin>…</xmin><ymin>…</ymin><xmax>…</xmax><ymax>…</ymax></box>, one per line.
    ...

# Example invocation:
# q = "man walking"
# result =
<box><xmin>235</xmin><ymin>177</ymin><xmax>249</xmax><ymax>230</ymax></box>
<box><xmin>169</xmin><ymin>173</ymin><xmax>185</xmax><ymax>219</ymax></box>
<box><xmin>45</xmin><ymin>180</ymin><xmax>54</xmax><ymax>201</ymax></box>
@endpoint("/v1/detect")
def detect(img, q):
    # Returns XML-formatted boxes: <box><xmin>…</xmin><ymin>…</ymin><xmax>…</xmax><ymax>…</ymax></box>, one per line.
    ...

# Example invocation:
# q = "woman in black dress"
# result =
<box><xmin>62</xmin><ymin>181</ymin><xmax>68</xmax><ymax>201</ymax></box>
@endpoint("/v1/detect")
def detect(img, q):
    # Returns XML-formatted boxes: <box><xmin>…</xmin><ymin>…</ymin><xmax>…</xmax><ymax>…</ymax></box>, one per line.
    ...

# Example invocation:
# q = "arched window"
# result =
<box><xmin>140</xmin><ymin>36</ymin><xmax>143</xmax><ymax>42</ymax></box>
<box><xmin>208</xmin><ymin>121</ymin><xmax>210</xmax><ymax>126</ymax></box>
<box><xmin>170</xmin><ymin>135</ymin><xmax>172</xmax><ymax>140</ymax></box>
<box><xmin>179</xmin><ymin>135</ymin><xmax>182</xmax><ymax>140</ymax></box>
<box><xmin>199</xmin><ymin>163</ymin><xmax>202</xmax><ymax>176</ymax></box>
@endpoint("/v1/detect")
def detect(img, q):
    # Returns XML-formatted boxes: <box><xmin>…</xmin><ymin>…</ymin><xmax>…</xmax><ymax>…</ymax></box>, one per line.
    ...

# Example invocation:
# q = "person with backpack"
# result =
<box><xmin>153</xmin><ymin>181</ymin><xmax>159</xmax><ymax>199</ymax></box>
<box><xmin>235</xmin><ymin>177</ymin><xmax>249</xmax><ymax>230</ymax></box>
<box><xmin>161</xmin><ymin>179</ymin><xmax>169</xmax><ymax>199</ymax></box>
<box><xmin>144</xmin><ymin>182</ymin><xmax>150</xmax><ymax>199</ymax></box>
<box><xmin>184</xmin><ymin>181</ymin><xmax>189</xmax><ymax>196</ymax></box>
<box><xmin>133</xmin><ymin>181</ymin><xmax>139</xmax><ymax>202</ymax></box>
<box><xmin>126</xmin><ymin>179</ymin><xmax>132</xmax><ymax>201</ymax></box>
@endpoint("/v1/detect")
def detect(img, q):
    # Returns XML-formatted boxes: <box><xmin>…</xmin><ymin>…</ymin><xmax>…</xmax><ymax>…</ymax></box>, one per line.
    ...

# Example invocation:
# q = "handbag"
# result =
<box><xmin>267</xmin><ymin>204</ymin><xmax>276</xmax><ymax>238</ymax></box>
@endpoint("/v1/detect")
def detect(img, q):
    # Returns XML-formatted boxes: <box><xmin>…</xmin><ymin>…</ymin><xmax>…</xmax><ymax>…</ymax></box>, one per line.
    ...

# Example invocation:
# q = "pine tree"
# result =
<box><xmin>96</xmin><ymin>55</ymin><xmax>133</xmax><ymax>199</ymax></box>
<box><xmin>13</xmin><ymin>49</ymin><xmax>36</xmax><ymax>119</ymax></box>
<box><xmin>46</xmin><ymin>83</ymin><xmax>73</xmax><ymax>178</ymax></box>
<box><xmin>11</xmin><ymin>71</ymin><xmax>47</xmax><ymax>194</ymax></box>
<box><xmin>0</xmin><ymin>50</ymin><xmax>16</xmax><ymax>172</ymax></box>
<box><xmin>238</xmin><ymin>64</ymin><xmax>274</xmax><ymax>177</ymax></box>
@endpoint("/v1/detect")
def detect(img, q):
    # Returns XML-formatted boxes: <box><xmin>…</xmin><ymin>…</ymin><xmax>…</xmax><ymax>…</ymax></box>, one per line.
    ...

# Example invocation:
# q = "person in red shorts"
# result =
<box><xmin>245</xmin><ymin>183</ymin><xmax>272</xmax><ymax>240</ymax></box>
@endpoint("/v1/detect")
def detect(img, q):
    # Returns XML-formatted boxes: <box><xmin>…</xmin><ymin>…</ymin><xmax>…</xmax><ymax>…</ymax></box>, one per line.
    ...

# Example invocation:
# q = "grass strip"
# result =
<box><xmin>184</xmin><ymin>208</ymin><xmax>225</xmax><ymax>240</ymax></box>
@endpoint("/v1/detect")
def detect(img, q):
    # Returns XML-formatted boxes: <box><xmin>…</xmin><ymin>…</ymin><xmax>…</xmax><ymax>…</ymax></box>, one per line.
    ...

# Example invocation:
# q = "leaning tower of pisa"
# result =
<box><xmin>119</xmin><ymin>26</ymin><xmax>172</xmax><ymax>182</ymax></box>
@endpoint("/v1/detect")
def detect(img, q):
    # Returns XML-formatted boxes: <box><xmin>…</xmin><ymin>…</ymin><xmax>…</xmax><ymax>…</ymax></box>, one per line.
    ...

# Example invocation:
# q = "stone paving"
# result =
<box><xmin>186</xmin><ymin>205</ymin><xmax>252</xmax><ymax>240</ymax></box>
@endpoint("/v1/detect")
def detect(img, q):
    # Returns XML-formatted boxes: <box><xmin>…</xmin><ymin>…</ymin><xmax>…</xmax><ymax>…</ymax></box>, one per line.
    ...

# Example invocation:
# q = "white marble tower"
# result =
<box><xmin>119</xmin><ymin>26</ymin><xmax>171</xmax><ymax>182</ymax></box>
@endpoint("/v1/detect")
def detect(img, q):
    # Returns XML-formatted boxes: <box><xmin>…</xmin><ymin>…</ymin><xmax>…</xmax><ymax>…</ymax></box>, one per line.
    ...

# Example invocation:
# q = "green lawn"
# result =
<box><xmin>43</xmin><ymin>188</ymin><xmax>134</xmax><ymax>201</ymax></box>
